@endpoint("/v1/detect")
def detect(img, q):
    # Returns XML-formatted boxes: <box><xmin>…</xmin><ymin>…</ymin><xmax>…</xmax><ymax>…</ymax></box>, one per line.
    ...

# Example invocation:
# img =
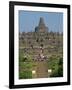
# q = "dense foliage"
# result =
<box><xmin>19</xmin><ymin>51</ymin><xmax>37</xmax><ymax>79</ymax></box>
<box><xmin>47</xmin><ymin>55</ymin><xmax>63</xmax><ymax>77</ymax></box>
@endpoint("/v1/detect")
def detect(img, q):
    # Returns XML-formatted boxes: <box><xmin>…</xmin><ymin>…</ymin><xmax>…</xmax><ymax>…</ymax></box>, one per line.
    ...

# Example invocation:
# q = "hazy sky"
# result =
<box><xmin>19</xmin><ymin>10</ymin><xmax>63</xmax><ymax>33</ymax></box>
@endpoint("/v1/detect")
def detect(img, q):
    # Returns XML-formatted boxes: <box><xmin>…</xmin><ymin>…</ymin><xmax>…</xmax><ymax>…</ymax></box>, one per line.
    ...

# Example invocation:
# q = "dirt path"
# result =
<box><xmin>32</xmin><ymin>61</ymin><xmax>48</xmax><ymax>78</ymax></box>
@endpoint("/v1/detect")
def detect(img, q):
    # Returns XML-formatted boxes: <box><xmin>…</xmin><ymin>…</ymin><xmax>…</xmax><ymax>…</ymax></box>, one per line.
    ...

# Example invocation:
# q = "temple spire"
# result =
<box><xmin>35</xmin><ymin>17</ymin><xmax>48</xmax><ymax>32</ymax></box>
<box><xmin>39</xmin><ymin>17</ymin><xmax>45</xmax><ymax>27</ymax></box>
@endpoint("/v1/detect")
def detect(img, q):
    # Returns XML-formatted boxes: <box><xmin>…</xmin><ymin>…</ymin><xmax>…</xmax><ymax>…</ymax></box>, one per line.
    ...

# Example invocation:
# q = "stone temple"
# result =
<box><xmin>19</xmin><ymin>17</ymin><xmax>63</xmax><ymax>61</ymax></box>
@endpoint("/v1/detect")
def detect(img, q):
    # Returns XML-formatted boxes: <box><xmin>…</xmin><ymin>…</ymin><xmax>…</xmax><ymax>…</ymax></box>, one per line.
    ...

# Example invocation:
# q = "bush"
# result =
<box><xmin>19</xmin><ymin>70</ymin><xmax>32</xmax><ymax>79</ymax></box>
<box><xmin>19</xmin><ymin>54</ymin><xmax>35</xmax><ymax>79</ymax></box>
<box><xmin>47</xmin><ymin>55</ymin><xmax>63</xmax><ymax>77</ymax></box>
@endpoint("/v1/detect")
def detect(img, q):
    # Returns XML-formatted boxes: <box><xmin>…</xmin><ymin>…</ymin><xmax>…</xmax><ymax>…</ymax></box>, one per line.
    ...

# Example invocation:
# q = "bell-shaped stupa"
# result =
<box><xmin>35</xmin><ymin>17</ymin><xmax>48</xmax><ymax>32</ymax></box>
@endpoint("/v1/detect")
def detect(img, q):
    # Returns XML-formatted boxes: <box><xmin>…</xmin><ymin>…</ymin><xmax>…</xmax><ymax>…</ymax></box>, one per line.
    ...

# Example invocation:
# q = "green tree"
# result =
<box><xmin>47</xmin><ymin>56</ymin><xmax>63</xmax><ymax>77</ymax></box>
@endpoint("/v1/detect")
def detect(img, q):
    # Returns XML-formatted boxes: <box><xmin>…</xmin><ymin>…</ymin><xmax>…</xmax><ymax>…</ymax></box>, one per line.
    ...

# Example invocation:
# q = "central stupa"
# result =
<box><xmin>35</xmin><ymin>17</ymin><xmax>48</xmax><ymax>32</ymax></box>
